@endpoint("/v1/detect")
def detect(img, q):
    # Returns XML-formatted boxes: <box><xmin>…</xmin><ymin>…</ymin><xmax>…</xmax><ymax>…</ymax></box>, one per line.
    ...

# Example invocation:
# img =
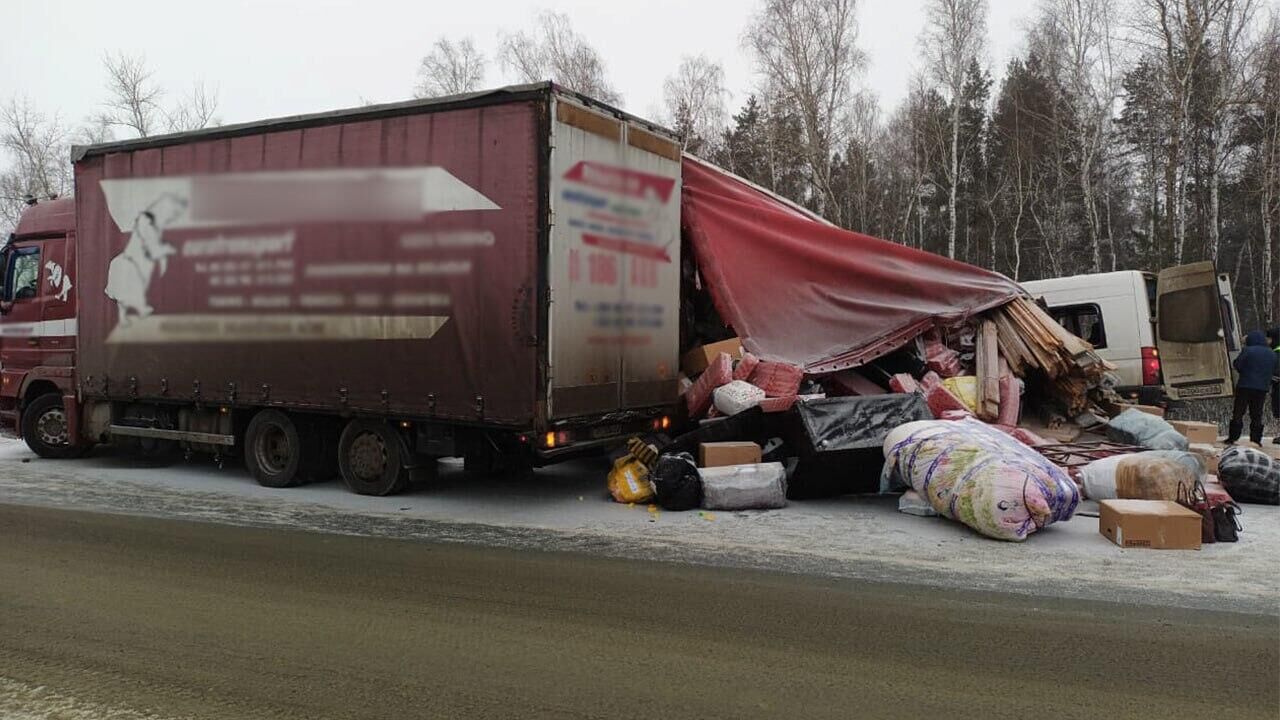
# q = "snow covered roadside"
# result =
<box><xmin>1</xmin><ymin>437</ymin><xmax>1276</xmax><ymax>615</ymax></box>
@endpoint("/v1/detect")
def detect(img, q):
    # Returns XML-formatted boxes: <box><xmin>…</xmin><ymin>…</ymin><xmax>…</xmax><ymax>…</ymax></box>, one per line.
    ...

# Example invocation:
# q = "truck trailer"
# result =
<box><xmin>0</xmin><ymin>83</ymin><xmax>681</xmax><ymax>495</ymax></box>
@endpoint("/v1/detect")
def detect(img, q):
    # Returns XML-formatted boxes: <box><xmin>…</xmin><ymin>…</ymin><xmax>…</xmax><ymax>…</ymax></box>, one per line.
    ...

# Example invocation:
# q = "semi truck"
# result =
<box><xmin>0</xmin><ymin>83</ymin><xmax>681</xmax><ymax>495</ymax></box>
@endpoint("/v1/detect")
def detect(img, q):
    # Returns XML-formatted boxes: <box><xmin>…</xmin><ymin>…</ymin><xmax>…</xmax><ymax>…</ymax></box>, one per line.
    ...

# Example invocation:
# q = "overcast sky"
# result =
<box><xmin>6</xmin><ymin>0</ymin><xmax>1039</xmax><ymax>136</ymax></box>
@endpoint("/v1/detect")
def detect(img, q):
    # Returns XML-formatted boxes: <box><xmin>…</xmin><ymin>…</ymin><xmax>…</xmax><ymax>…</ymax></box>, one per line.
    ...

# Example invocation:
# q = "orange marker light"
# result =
<box><xmin>544</xmin><ymin>431</ymin><xmax>556</xmax><ymax>448</ymax></box>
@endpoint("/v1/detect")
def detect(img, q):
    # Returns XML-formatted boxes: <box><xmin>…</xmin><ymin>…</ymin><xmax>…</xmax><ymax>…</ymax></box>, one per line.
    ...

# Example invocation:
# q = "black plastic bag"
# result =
<box><xmin>651</xmin><ymin>452</ymin><xmax>702</xmax><ymax>511</ymax></box>
<box><xmin>785</xmin><ymin>394</ymin><xmax>933</xmax><ymax>498</ymax></box>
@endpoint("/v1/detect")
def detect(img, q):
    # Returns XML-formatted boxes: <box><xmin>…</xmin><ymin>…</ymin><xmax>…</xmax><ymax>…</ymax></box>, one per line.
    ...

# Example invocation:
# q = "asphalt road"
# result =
<box><xmin>2</xmin><ymin>504</ymin><xmax>1277</xmax><ymax>719</ymax></box>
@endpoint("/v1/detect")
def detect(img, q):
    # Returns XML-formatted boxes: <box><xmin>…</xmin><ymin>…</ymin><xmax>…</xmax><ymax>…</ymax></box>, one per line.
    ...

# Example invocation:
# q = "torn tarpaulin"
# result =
<box><xmin>680</xmin><ymin>155</ymin><xmax>1021</xmax><ymax>373</ymax></box>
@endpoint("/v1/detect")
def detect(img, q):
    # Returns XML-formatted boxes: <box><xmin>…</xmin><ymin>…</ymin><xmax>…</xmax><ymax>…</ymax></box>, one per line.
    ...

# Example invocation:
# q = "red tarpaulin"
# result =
<box><xmin>681</xmin><ymin>156</ymin><xmax>1021</xmax><ymax>373</ymax></box>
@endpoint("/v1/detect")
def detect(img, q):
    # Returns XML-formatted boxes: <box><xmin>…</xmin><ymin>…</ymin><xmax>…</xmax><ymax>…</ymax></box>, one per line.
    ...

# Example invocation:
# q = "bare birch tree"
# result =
<box><xmin>98</xmin><ymin>51</ymin><xmax>164</xmax><ymax>137</ymax></box>
<box><xmin>500</xmin><ymin>12</ymin><xmax>621</xmax><ymax>105</ymax></box>
<box><xmin>1036</xmin><ymin>0</ymin><xmax>1121</xmax><ymax>272</ymax></box>
<box><xmin>921</xmin><ymin>0</ymin><xmax>987</xmax><ymax>258</ymax></box>
<box><xmin>0</xmin><ymin>98</ymin><xmax>71</xmax><ymax>234</ymax></box>
<box><xmin>745</xmin><ymin>0</ymin><xmax>864</xmax><ymax>225</ymax></box>
<box><xmin>662</xmin><ymin>55</ymin><xmax>728</xmax><ymax>154</ymax></box>
<box><xmin>1255</xmin><ymin>12</ymin><xmax>1280</xmax><ymax>322</ymax></box>
<box><xmin>98</xmin><ymin>52</ymin><xmax>220</xmax><ymax>137</ymax></box>
<box><xmin>166</xmin><ymin>81</ymin><xmax>221</xmax><ymax>132</ymax></box>
<box><xmin>415</xmin><ymin>37</ymin><xmax>487</xmax><ymax>98</ymax></box>
<box><xmin>1131</xmin><ymin>0</ymin><xmax>1226</xmax><ymax>262</ymax></box>
<box><xmin>1202</xmin><ymin>0</ymin><xmax>1262</xmax><ymax>263</ymax></box>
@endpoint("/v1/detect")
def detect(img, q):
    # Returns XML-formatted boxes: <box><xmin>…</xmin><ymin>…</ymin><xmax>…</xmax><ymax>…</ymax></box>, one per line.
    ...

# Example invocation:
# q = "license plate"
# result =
<box><xmin>1175</xmin><ymin>382</ymin><xmax>1224</xmax><ymax>399</ymax></box>
<box><xmin>591</xmin><ymin>424</ymin><xmax>623</xmax><ymax>439</ymax></box>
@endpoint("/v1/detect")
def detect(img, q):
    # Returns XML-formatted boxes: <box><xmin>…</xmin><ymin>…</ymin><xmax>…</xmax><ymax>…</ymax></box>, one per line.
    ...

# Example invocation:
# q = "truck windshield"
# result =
<box><xmin>3</xmin><ymin>246</ymin><xmax>40</xmax><ymax>301</ymax></box>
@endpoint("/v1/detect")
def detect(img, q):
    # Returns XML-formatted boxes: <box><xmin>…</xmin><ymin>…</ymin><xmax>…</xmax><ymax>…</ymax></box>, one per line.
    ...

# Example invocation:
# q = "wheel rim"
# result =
<box><xmin>36</xmin><ymin>407</ymin><xmax>69</xmax><ymax>447</ymax></box>
<box><xmin>348</xmin><ymin>432</ymin><xmax>389</xmax><ymax>482</ymax></box>
<box><xmin>254</xmin><ymin>424</ymin><xmax>291</xmax><ymax>475</ymax></box>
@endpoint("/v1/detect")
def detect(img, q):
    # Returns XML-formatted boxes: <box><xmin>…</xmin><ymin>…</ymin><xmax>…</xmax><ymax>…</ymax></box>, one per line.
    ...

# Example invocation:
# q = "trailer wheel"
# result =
<box><xmin>244</xmin><ymin>410</ymin><xmax>305</xmax><ymax>488</ymax></box>
<box><xmin>338</xmin><ymin>420</ymin><xmax>409</xmax><ymax>496</ymax></box>
<box><xmin>21</xmin><ymin>393</ymin><xmax>84</xmax><ymax>459</ymax></box>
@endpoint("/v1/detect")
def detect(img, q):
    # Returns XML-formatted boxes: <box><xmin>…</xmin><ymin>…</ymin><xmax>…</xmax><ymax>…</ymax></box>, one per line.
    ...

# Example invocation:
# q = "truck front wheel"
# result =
<box><xmin>21</xmin><ymin>394</ymin><xmax>84</xmax><ymax>459</ymax></box>
<box><xmin>338</xmin><ymin>420</ymin><xmax>409</xmax><ymax>496</ymax></box>
<box><xmin>244</xmin><ymin>410</ymin><xmax>305</xmax><ymax>488</ymax></box>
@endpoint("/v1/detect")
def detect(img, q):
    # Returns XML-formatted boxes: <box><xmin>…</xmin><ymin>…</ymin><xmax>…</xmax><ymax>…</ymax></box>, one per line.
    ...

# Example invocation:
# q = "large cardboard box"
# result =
<box><xmin>699</xmin><ymin>441</ymin><xmax>762</xmax><ymax>468</ymax></box>
<box><xmin>1098</xmin><ymin>500</ymin><xmax>1201</xmax><ymax>550</ymax></box>
<box><xmin>1170</xmin><ymin>420</ymin><xmax>1218</xmax><ymax>444</ymax></box>
<box><xmin>682</xmin><ymin>338</ymin><xmax>744</xmax><ymax>376</ymax></box>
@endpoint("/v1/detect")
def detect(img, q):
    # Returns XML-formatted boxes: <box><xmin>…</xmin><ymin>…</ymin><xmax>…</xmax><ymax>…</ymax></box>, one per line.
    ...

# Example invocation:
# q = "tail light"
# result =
<box><xmin>1141</xmin><ymin>346</ymin><xmax>1162</xmax><ymax>386</ymax></box>
<box><xmin>543</xmin><ymin>430</ymin><xmax>572</xmax><ymax>448</ymax></box>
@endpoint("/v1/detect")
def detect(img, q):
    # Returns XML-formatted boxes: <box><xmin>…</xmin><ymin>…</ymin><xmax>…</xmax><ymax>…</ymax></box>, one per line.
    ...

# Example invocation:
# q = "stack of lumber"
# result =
<box><xmin>987</xmin><ymin>297</ymin><xmax>1113</xmax><ymax>416</ymax></box>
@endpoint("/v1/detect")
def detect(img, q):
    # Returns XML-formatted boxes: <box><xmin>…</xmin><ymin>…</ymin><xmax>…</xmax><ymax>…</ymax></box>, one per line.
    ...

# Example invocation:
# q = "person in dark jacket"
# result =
<box><xmin>1227</xmin><ymin>330</ymin><xmax>1280</xmax><ymax>445</ymax></box>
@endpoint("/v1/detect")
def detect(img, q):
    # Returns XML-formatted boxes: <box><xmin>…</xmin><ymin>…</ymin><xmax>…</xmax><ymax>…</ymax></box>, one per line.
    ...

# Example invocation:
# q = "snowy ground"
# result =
<box><xmin>1</xmin><ymin>436</ymin><xmax>1276</xmax><ymax>615</ymax></box>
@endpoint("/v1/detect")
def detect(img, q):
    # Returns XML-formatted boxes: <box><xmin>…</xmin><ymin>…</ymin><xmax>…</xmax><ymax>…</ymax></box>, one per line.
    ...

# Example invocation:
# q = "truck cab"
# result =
<box><xmin>0</xmin><ymin>197</ymin><xmax>81</xmax><ymax>454</ymax></box>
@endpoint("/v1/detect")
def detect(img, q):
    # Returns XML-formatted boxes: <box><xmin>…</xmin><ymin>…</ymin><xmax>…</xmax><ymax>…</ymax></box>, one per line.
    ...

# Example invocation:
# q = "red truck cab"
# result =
<box><xmin>0</xmin><ymin>197</ymin><xmax>82</xmax><ymax>456</ymax></box>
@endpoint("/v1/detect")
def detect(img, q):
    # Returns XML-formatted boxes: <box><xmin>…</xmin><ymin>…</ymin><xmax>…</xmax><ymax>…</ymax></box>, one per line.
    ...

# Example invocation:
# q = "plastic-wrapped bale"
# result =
<box><xmin>733</xmin><ymin>352</ymin><xmax>760</xmax><ymax>381</ymax></box>
<box><xmin>1078</xmin><ymin>451</ymin><xmax>1196</xmax><ymax>500</ymax></box>
<box><xmin>1078</xmin><ymin>451</ymin><xmax>1203</xmax><ymax>501</ymax></box>
<box><xmin>651</xmin><ymin>453</ymin><xmax>702</xmax><ymax>511</ymax></box>
<box><xmin>1106</xmin><ymin>409</ymin><xmax>1188</xmax><ymax>451</ymax></box>
<box><xmin>1217</xmin><ymin>447</ymin><xmax>1279</xmax><ymax>505</ymax></box>
<box><xmin>889</xmin><ymin>373</ymin><xmax>921</xmax><ymax>394</ymax></box>
<box><xmin>881</xmin><ymin>418</ymin><xmax>1080</xmax><ymax>541</ymax></box>
<box><xmin>685</xmin><ymin>352</ymin><xmax>733</xmax><ymax>418</ymax></box>
<box><xmin>919</xmin><ymin>372</ymin><xmax>972</xmax><ymax>418</ymax></box>
<box><xmin>699</xmin><ymin>462</ymin><xmax>788</xmax><ymax>510</ymax></box>
<box><xmin>942</xmin><ymin>376</ymin><xmax>979</xmax><ymax>413</ymax></box>
<box><xmin>748</xmin><ymin>361</ymin><xmax>804</xmax><ymax>397</ymax></box>
<box><xmin>996</xmin><ymin>374</ymin><xmax>1021</xmax><ymax>426</ymax></box>
<box><xmin>713</xmin><ymin>380</ymin><xmax>766</xmax><ymax>416</ymax></box>
<box><xmin>923</xmin><ymin>332</ymin><xmax>963</xmax><ymax>377</ymax></box>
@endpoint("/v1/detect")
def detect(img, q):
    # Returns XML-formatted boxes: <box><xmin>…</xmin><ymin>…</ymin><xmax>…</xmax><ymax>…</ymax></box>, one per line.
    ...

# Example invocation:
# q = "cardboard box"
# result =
<box><xmin>699</xmin><ymin>441</ymin><xmax>762</xmax><ymax>468</ymax></box>
<box><xmin>682</xmin><ymin>338</ymin><xmax>744</xmax><ymax>376</ymax></box>
<box><xmin>1170</xmin><ymin>420</ymin><xmax>1218</xmax><ymax>444</ymax></box>
<box><xmin>1119</xmin><ymin>403</ymin><xmax>1165</xmax><ymax>418</ymax></box>
<box><xmin>1098</xmin><ymin>500</ymin><xmax>1202</xmax><ymax>550</ymax></box>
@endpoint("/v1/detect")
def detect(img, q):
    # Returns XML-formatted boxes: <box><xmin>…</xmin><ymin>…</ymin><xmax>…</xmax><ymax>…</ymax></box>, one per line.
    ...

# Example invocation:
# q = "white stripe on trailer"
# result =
<box><xmin>0</xmin><ymin>319</ymin><xmax>77</xmax><ymax>337</ymax></box>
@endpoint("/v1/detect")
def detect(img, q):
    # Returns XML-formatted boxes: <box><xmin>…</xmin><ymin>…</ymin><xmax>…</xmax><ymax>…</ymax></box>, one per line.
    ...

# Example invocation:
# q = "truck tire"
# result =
<box><xmin>21</xmin><ymin>393</ymin><xmax>85</xmax><ymax>459</ymax></box>
<box><xmin>338</xmin><ymin>419</ymin><xmax>409</xmax><ymax>496</ymax></box>
<box><xmin>244</xmin><ymin>410</ymin><xmax>305</xmax><ymax>488</ymax></box>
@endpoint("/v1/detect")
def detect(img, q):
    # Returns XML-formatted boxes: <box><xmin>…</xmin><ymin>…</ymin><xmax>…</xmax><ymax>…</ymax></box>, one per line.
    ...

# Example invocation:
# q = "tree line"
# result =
<box><xmin>419</xmin><ymin>1</ymin><xmax>1280</xmax><ymax>329</ymax></box>
<box><xmin>4</xmin><ymin>1</ymin><xmax>1277</xmax><ymax>328</ymax></box>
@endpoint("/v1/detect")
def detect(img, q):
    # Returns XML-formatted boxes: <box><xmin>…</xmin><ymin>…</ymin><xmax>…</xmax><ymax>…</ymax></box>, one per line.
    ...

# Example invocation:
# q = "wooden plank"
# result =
<box><xmin>976</xmin><ymin>319</ymin><xmax>1000</xmax><ymax>421</ymax></box>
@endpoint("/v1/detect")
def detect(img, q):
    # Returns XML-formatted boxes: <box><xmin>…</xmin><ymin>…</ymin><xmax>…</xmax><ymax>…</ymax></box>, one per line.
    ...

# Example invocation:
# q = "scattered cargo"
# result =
<box><xmin>699</xmin><ymin>441</ymin><xmax>762</xmax><ymax>468</ymax></box>
<box><xmin>1169</xmin><ymin>420</ymin><xmax>1219</xmax><ymax>445</ymax></box>
<box><xmin>1098</xmin><ymin>500</ymin><xmax>1203</xmax><ymax>550</ymax></box>
<box><xmin>699</xmin><ymin>462</ymin><xmax>788</xmax><ymax>510</ymax></box>
<box><xmin>882</xmin><ymin>419</ymin><xmax>1079</xmax><ymax>541</ymax></box>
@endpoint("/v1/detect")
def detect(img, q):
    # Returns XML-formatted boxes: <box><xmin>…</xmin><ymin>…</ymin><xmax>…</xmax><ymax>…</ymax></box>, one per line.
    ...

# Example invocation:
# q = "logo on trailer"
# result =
<box><xmin>97</xmin><ymin>167</ymin><xmax>501</xmax><ymax>343</ymax></box>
